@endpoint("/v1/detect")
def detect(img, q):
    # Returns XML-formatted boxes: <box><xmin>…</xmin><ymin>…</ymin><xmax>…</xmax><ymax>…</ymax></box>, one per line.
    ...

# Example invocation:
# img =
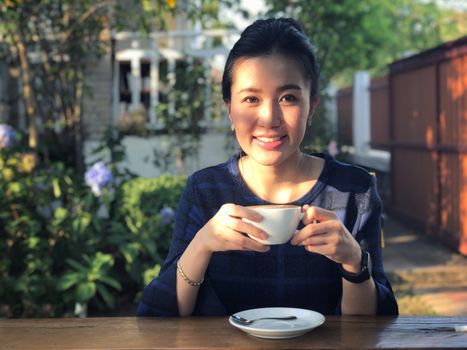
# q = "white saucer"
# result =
<box><xmin>229</xmin><ymin>307</ymin><xmax>325</xmax><ymax>339</ymax></box>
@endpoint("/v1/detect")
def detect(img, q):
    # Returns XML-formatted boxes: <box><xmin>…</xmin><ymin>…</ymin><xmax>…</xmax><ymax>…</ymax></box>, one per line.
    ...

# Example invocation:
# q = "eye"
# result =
<box><xmin>242</xmin><ymin>96</ymin><xmax>259</xmax><ymax>103</ymax></box>
<box><xmin>280</xmin><ymin>94</ymin><xmax>298</xmax><ymax>103</ymax></box>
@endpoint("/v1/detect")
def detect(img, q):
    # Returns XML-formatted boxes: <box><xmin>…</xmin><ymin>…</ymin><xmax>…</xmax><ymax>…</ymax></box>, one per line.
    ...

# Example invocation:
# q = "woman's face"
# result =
<box><xmin>228</xmin><ymin>54</ymin><xmax>316</xmax><ymax>167</ymax></box>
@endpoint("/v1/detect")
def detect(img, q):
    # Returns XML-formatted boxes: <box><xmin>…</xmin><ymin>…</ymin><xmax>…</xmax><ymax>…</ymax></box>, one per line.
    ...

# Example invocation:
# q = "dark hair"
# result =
<box><xmin>222</xmin><ymin>17</ymin><xmax>320</xmax><ymax>102</ymax></box>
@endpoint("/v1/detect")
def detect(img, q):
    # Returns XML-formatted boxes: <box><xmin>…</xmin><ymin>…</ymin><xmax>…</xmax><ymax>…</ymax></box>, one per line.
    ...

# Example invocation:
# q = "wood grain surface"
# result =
<box><xmin>0</xmin><ymin>316</ymin><xmax>466</xmax><ymax>350</ymax></box>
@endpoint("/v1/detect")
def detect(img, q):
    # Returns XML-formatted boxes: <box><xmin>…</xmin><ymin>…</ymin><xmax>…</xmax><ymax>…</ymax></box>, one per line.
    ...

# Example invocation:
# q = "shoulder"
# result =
<box><xmin>188</xmin><ymin>155</ymin><xmax>239</xmax><ymax>189</ymax></box>
<box><xmin>182</xmin><ymin>155</ymin><xmax>241</xmax><ymax>211</ymax></box>
<box><xmin>320</xmin><ymin>154</ymin><xmax>374</xmax><ymax>194</ymax></box>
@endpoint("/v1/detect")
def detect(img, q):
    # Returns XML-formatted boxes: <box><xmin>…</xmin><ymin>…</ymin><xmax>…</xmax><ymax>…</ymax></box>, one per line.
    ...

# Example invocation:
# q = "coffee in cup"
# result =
<box><xmin>243</xmin><ymin>204</ymin><xmax>303</xmax><ymax>245</ymax></box>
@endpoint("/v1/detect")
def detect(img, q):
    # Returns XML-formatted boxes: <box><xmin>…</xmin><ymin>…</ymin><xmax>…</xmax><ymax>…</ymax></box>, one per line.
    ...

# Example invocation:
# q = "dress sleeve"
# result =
<box><xmin>136</xmin><ymin>176</ymin><xmax>227</xmax><ymax>317</ymax></box>
<box><xmin>357</xmin><ymin>175</ymin><xmax>399</xmax><ymax>315</ymax></box>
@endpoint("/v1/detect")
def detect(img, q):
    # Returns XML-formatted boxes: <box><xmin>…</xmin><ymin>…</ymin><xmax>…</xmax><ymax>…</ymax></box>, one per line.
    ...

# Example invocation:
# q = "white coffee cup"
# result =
<box><xmin>243</xmin><ymin>204</ymin><xmax>303</xmax><ymax>245</ymax></box>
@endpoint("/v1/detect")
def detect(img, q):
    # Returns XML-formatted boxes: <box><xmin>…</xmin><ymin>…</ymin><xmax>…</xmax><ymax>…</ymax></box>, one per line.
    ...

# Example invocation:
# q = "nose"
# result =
<box><xmin>257</xmin><ymin>100</ymin><xmax>281</xmax><ymax>128</ymax></box>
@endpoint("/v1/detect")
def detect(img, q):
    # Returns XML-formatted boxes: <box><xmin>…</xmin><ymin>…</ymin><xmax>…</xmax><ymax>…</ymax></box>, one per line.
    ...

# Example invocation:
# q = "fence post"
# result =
<box><xmin>352</xmin><ymin>71</ymin><xmax>371</xmax><ymax>154</ymax></box>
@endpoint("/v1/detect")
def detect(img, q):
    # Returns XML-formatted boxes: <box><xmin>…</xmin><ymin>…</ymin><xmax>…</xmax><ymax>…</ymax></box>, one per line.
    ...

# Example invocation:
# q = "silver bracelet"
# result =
<box><xmin>176</xmin><ymin>259</ymin><xmax>204</xmax><ymax>287</ymax></box>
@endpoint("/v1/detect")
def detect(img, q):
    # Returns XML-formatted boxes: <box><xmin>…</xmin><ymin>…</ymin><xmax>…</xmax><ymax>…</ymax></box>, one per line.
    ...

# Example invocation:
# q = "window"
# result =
<box><xmin>119</xmin><ymin>61</ymin><xmax>131</xmax><ymax>104</ymax></box>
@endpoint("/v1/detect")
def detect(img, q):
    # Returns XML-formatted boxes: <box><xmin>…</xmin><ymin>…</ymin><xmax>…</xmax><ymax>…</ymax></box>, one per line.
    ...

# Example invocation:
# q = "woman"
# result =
<box><xmin>137</xmin><ymin>17</ymin><xmax>398</xmax><ymax>317</ymax></box>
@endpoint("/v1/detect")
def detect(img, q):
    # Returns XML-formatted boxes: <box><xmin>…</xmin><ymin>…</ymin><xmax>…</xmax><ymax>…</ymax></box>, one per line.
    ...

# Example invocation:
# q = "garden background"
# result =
<box><xmin>0</xmin><ymin>0</ymin><xmax>465</xmax><ymax>318</ymax></box>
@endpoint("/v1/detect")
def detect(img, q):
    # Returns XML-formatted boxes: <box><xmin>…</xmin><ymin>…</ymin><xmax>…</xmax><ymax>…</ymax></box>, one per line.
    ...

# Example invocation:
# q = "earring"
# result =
<box><xmin>307</xmin><ymin>118</ymin><xmax>312</xmax><ymax>127</ymax></box>
<box><xmin>230</xmin><ymin>124</ymin><xmax>235</xmax><ymax>131</ymax></box>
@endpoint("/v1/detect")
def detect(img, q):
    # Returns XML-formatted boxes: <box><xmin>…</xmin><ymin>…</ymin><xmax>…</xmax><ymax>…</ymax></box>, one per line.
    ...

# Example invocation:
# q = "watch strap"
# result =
<box><xmin>339</xmin><ymin>249</ymin><xmax>371</xmax><ymax>284</ymax></box>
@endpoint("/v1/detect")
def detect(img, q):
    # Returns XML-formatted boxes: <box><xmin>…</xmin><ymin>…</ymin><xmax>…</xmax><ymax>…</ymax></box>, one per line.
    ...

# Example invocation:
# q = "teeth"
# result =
<box><xmin>256</xmin><ymin>136</ymin><xmax>281</xmax><ymax>142</ymax></box>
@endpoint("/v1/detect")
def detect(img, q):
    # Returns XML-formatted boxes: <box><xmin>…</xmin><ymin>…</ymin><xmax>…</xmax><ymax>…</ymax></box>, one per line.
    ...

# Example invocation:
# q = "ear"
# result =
<box><xmin>225</xmin><ymin>101</ymin><xmax>232</xmax><ymax>122</ymax></box>
<box><xmin>308</xmin><ymin>96</ymin><xmax>320</xmax><ymax>120</ymax></box>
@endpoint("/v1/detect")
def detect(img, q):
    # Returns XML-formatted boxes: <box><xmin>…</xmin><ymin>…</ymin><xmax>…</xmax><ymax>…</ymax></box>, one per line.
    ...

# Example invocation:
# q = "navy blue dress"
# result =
<box><xmin>137</xmin><ymin>153</ymin><xmax>398</xmax><ymax>316</ymax></box>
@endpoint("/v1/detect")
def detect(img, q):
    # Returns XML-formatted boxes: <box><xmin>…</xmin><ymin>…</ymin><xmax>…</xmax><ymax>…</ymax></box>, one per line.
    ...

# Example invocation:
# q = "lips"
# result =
<box><xmin>253</xmin><ymin>135</ymin><xmax>287</xmax><ymax>150</ymax></box>
<box><xmin>256</xmin><ymin>136</ymin><xmax>283</xmax><ymax>142</ymax></box>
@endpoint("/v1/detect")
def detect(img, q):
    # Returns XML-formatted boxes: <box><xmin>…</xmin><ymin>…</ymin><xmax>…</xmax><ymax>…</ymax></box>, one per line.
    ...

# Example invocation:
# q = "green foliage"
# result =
<box><xmin>0</xmin><ymin>142</ymin><xmax>106</xmax><ymax>317</ymax></box>
<box><xmin>154</xmin><ymin>58</ymin><xmax>225</xmax><ymax>174</ymax></box>
<box><xmin>57</xmin><ymin>253</ymin><xmax>121</xmax><ymax>308</ymax></box>
<box><xmin>112</xmin><ymin>175</ymin><xmax>186</xmax><ymax>284</ymax></box>
<box><xmin>0</xmin><ymin>131</ymin><xmax>187</xmax><ymax>318</ymax></box>
<box><xmin>0</xmin><ymin>0</ymin><xmax>215</xmax><ymax>171</ymax></box>
<box><xmin>0</xmin><ymin>0</ymin><xmax>113</xmax><ymax>169</ymax></box>
<box><xmin>259</xmin><ymin>0</ymin><xmax>466</xmax><ymax>150</ymax></box>
<box><xmin>302</xmin><ymin>101</ymin><xmax>334</xmax><ymax>153</ymax></box>
<box><xmin>264</xmin><ymin>0</ymin><xmax>466</xmax><ymax>85</ymax></box>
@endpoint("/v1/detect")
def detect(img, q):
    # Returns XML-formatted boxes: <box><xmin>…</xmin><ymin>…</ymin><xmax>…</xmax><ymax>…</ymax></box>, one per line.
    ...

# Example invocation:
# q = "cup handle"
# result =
<box><xmin>293</xmin><ymin>212</ymin><xmax>304</xmax><ymax>236</ymax></box>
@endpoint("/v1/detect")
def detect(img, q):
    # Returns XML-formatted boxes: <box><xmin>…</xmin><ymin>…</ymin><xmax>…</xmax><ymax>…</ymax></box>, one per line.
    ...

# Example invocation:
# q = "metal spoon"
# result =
<box><xmin>231</xmin><ymin>314</ymin><xmax>297</xmax><ymax>325</ymax></box>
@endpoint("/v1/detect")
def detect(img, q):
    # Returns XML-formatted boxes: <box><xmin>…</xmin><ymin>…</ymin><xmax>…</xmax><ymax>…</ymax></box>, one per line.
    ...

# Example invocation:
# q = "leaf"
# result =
<box><xmin>141</xmin><ymin>0</ymin><xmax>152</xmax><ymax>12</ymax></box>
<box><xmin>57</xmin><ymin>273</ymin><xmax>81</xmax><ymax>291</ymax></box>
<box><xmin>93</xmin><ymin>252</ymin><xmax>114</xmax><ymax>270</ymax></box>
<box><xmin>99</xmin><ymin>275</ymin><xmax>122</xmax><ymax>291</ymax></box>
<box><xmin>96</xmin><ymin>284</ymin><xmax>115</xmax><ymax>308</ymax></box>
<box><xmin>121</xmin><ymin>243</ymin><xmax>140</xmax><ymax>264</ymax></box>
<box><xmin>143</xmin><ymin>264</ymin><xmax>161</xmax><ymax>285</ymax></box>
<box><xmin>71</xmin><ymin>213</ymin><xmax>91</xmax><ymax>234</ymax></box>
<box><xmin>53</xmin><ymin>207</ymin><xmax>68</xmax><ymax>222</ymax></box>
<box><xmin>52</xmin><ymin>178</ymin><xmax>61</xmax><ymax>198</ymax></box>
<box><xmin>66</xmin><ymin>258</ymin><xmax>88</xmax><ymax>273</ymax></box>
<box><xmin>7</xmin><ymin>182</ymin><xmax>23</xmax><ymax>195</ymax></box>
<box><xmin>76</xmin><ymin>282</ymin><xmax>96</xmax><ymax>303</ymax></box>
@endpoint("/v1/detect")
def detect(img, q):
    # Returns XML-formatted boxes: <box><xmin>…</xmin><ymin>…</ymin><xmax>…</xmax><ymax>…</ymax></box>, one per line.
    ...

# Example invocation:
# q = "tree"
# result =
<box><xmin>257</xmin><ymin>0</ymin><xmax>465</xmax><ymax>150</ymax></box>
<box><xmin>153</xmin><ymin>58</ymin><xmax>225</xmax><ymax>174</ymax></box>
<box><xmin>0</xmin><ymin>0</ymin><xmax>218</xmax><ymax>173</ymax></box>
<box><xmin>263</xmin><ymin>0</ymin><xmax>465</xmax><ymax>85</ymax></box>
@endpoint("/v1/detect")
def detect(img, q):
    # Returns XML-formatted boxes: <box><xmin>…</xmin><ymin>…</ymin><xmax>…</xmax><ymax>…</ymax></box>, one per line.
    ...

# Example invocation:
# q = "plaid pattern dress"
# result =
<box><xmin>137</xmin><ymin>153</ymin><xmax>398</xmax><ymax>316</ymax></box>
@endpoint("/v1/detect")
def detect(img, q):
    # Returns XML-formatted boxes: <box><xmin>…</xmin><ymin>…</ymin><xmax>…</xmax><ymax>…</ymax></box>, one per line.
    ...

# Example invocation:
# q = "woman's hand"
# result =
<box><xmin>291</xmin><ymin>205</ymin><xmax>361</xmax><ymax>272</ymax></box>
<box><xmin>195</xmin><ymin>203</ymin><xmax>270</xmax><ymax>254</ymax></box>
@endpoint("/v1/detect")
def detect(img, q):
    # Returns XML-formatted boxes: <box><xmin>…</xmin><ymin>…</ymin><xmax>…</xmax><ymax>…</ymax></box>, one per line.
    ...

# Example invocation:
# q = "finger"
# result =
<box><xmin>296</xmin><ymin>233</ymin><xmax>331</xmax><ymax>246</ymax></box>
<box><xmin>222</xmin><ymin>203</ymin><xmax>263</xmax><ymax>222</ymax></box>
<box><xmin>304</xmin><ymin>243</ymin><xmax>336</xmax><ymax>257</ymax></box>
<box><xmin>232</xmin><ymin>231</ymin><xmax>270</xmax><ymax>252</ymax></box>
<box><xmin>244</xmin><ymin>239</ymin><xmax>271</xmax><ymax>253</ymax></box>
<box><xmin>291</xmin><ymin>222</ymin><xmax>327</xmax><ymax>245</ymax></box>
<box><xmin>302</xmin><ymin>206</ymin><xmax>337</xmax><ymax>225</ymax></box>
<box><xmin>226</xmin><ymin>216</ymin><xmax>268</xmax><ymax>241</ymax></box>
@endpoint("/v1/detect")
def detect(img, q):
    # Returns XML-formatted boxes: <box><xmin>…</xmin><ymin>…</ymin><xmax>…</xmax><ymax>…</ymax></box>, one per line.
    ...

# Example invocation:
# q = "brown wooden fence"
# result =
<box><xmin>336</xmin><ymin>76</ymin><xmax>390</xmax><ymax>151</ymax></box>
<box><xmin>335</xmin><ymin>36</ymin><xmax>467</xmax><ymax>255</ymax></box>
<box><xmin>369</xmin><ymin>76</ymin><xmax>390</xmax><ymax>150</ymax></box>
<box><xmin>389</xmin><ymin>36</ymin><xmax>467</xmax><ymax>255</ymax></box>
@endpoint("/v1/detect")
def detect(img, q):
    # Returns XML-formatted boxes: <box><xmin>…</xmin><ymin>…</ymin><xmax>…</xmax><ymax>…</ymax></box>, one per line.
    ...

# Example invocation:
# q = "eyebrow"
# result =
<box><xmin>236</xmin><ymin>84</ymin><xmax>302</xmax><ymax>95</ymax></box>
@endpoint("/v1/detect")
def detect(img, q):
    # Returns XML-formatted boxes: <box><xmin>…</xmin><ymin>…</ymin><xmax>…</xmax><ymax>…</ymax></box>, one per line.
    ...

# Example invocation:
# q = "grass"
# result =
<box><xmin>387</xmin><ymin>272</ymin><xmax>438</xmax><ymax>316</ymax></box>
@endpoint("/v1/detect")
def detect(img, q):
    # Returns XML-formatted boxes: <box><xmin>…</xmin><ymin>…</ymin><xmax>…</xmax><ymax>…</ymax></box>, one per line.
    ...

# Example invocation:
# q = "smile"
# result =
<box><xmin>255</xmin><ymin>136</ymin><xmax>284</xmax><ymax>143</ymax></box>
<box><xmin>253</xmin><ymin>135</ymin><xmax>287</xmax><ymax>150</ymax></box>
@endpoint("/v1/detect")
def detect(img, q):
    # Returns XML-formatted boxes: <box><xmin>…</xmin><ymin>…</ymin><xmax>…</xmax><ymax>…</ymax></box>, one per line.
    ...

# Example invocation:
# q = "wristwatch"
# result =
<box><xmin>339</xmin><ymin>249</ymin><xmax>372</xmax><ymax>284</ymax></box>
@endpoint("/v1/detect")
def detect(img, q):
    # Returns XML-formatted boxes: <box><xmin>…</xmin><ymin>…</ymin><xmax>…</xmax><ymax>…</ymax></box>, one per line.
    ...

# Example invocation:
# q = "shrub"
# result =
<box><xmin>0</xmin><ymin>125</ymin><xmax>187</xmax><ymax>317</ymax></box>
<box><xmin>110</xmin><ymin>176</ymin><xmax>186</xmax><ymax>294</ymax></box>
<box><xmin>0</xmin><ymin>144</ymin><xmax>111</xmax><ymax>317</ymax></box>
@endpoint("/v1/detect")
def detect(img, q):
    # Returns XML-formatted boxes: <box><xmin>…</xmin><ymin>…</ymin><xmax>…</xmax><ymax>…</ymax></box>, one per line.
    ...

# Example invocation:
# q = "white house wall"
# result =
<box><xmin>82</xmin><ymin>29</ymin><xmax>238</xmax><ymax>176</ymax></box>
<box><xmin>84</xmin><ymin>130</ymin><xmax>237</xmax><ymax>177</ymax></box>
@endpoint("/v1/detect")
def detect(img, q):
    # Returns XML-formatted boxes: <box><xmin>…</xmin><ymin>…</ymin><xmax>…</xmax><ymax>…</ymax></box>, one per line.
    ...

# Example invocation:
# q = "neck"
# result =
<box><xmin>239</xmin><ymin>152</ymin><xmax>314</xmax><ymax>203</ymax></box>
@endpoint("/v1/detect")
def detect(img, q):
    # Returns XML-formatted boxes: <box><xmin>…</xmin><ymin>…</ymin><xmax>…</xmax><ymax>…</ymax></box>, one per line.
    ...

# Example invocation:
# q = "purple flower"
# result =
<box><xmin>0</xmin><ymin>124</ymin><xmax>17</xmax><ymax>149</ymax></box>
<box><xmin>159</xmin><ymin>207</ymin><xmax>175</xmax><ymax>225</ymax></box>
<box><xmin>85</xmin><ymin>161</ymin><xmax>113</xmax><ymax>196</ymax></box>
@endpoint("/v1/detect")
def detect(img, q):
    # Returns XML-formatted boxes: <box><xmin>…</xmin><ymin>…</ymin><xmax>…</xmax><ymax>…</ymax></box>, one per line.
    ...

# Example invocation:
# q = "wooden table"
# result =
<box><xmin>0</xmin><ymin>316</ymin><xmax>466</xmax><ymax>350</ymax></box>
